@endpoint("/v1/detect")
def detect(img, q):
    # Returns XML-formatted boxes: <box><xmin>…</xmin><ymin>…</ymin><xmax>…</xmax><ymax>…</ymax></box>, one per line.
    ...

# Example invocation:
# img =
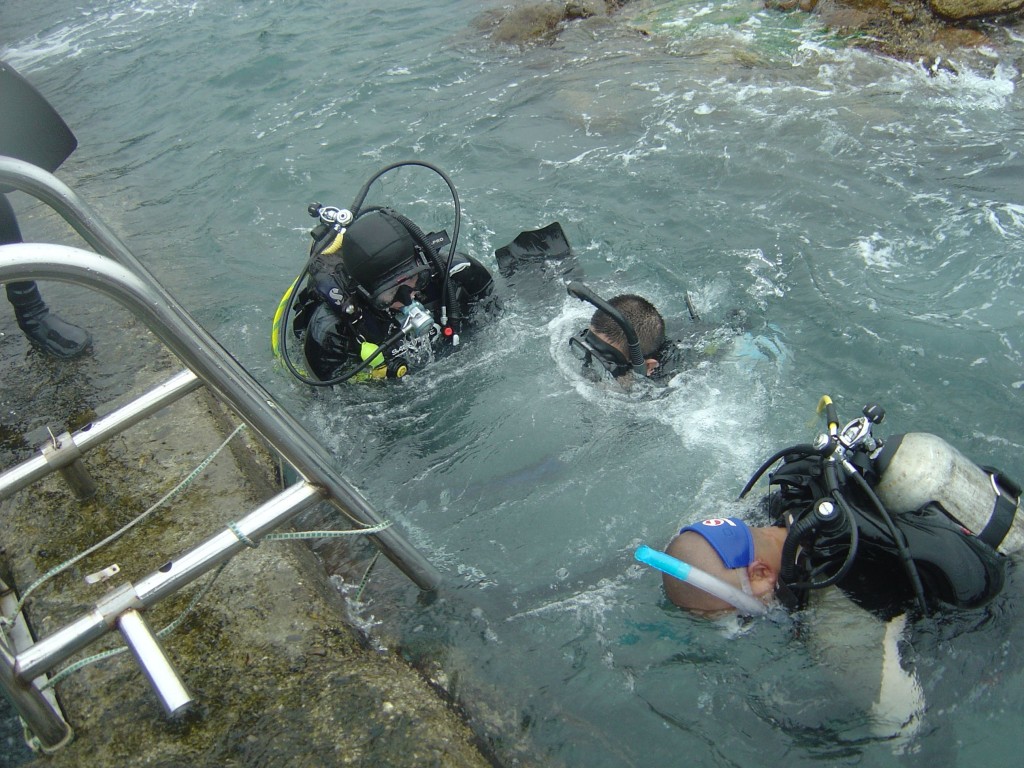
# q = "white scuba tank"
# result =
<box><xmin>873</xmin><ymin>432</ymin><xmax>1022</xmax><ymax>555</ymax></box>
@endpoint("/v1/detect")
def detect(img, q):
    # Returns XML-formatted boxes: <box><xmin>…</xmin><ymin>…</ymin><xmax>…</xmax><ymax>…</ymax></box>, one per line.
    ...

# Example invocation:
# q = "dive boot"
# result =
<box><xmin>7</xmin><ymin>281</ymin><xmax>92</xmax><ymax>359</ymax></box>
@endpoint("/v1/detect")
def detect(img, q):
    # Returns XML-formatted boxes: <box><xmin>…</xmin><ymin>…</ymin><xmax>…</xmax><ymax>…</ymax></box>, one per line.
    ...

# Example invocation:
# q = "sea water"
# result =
<box><xmin>2</xmin><ymin>1</ymin><xmax>1023</xmax><ymax>766</ymax></box>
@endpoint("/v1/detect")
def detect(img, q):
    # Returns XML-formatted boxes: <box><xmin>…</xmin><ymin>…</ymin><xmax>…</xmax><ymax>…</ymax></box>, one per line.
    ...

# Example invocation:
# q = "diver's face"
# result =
<box><xmin>569</xmin><ymin>328</ymin><xmax>630</xmax><ymax>377</ymax></box>
<box><xmin>377</xmin><ymin>276</ymin><xmax>422</xmax><ymax>310</ymax></box>
<box><xmin>589</xmin><ymin>329</ymin><xmax>659</xmax><ymax>380</ymax></box>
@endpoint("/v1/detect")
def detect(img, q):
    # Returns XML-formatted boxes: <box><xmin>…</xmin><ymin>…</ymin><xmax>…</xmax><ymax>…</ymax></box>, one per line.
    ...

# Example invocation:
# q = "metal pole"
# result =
<box><xmin>15</xmin><ymin>481</ymin><xmax>321</xmax><ymax>682</ymax></box>
<box><xmin>0</xmin><ymin>639</ymin><xmax>72</xmax><ymax>751</ymax></box>
<box><xmin>0</xmin><ymin>243</ymin><xmax>441</xmax><ymax>591</ymax></box>
<box><xmin>117</xmin><ymin>610</ymin><xmax>192</xmax><ymax>715</ymax></box>
<box><xmin>0</xmin><ymin>370</ymin><xmax>201</xmax><ymax>500</ymax></box>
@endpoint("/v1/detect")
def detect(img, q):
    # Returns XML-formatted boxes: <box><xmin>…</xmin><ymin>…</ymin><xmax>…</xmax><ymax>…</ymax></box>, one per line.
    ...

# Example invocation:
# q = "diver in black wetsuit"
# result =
<box><xmin>635</xmin><ymin>399</ymin><xmax>1022</xmax><ymax>742</ymax></box>
<box><xmin>643</xmin><ymin>398</ymin><xmax>1021</xmax><ymax>618</ymax></box>
<box><xmin>273</xmin><ymin>161</ymin><xmax>574</xmax><ymax>385</ymax></box>
<box><xmin>1</xmin><ymin>60</ymin><xmax>92</xmax><ymax>359</ymax></box>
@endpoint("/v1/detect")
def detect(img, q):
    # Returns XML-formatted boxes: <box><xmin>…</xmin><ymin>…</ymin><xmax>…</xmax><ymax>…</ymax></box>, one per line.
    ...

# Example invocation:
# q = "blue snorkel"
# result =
<box><xmin>635</xmin><ymin>545</ymin><xmax>768</xmax><ymax>616</ymax></box>
<box><xmin>567</xmin><ymin>282</ymin><xmax>647</xmax><ymax>375</ymax></box>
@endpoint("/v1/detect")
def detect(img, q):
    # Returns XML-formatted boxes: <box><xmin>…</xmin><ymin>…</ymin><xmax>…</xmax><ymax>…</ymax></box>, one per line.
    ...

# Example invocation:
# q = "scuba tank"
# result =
<box><xmin>874</xmin><ymin>433</ymin><xmax>1023</xmax><ymax>555</ymax></box>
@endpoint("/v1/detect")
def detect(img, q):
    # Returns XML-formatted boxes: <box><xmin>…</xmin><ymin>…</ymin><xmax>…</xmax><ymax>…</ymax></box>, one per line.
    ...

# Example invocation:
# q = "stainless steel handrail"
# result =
<box><xmin>0</xmin><ymin>369</ymin><xmax>202</xmax><ymax>500</ymax></box>
<box><xmin>0</xmin><ymin>159</ymin><xmax>443</xmax><ymax>749</ymax></box>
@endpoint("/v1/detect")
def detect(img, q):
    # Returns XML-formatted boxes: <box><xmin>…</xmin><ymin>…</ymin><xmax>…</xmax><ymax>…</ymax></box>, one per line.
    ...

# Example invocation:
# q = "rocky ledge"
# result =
<box><xmin>766</xmin><ymin>0</ymin><xmax>1024</xmax><ymax>67</ymax></box>
<box><xmin>480</xmin><ymin>0</ymin><xmax>1023</xmax><ymax>70</ymax></box>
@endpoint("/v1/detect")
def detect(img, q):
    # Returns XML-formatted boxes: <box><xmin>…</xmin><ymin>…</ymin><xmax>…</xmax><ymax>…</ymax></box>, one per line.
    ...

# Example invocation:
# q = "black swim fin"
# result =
<box><xmin>494</xmin><ymin>221</ymin><xmax>574</xmax><ymax>278</ymax></box>
<box><xmin>0</xmin><ymin>60</ymin><xmax>78</xmax><ymax>192</ymax></box>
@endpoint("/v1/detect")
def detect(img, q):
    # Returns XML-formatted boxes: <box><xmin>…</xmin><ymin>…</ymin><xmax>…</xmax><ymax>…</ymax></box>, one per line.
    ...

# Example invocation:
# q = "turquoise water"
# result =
<box><xmin>3</xmin><ymin>1</ymin><xmax>1024</xmax><ymax>765</ymax></box>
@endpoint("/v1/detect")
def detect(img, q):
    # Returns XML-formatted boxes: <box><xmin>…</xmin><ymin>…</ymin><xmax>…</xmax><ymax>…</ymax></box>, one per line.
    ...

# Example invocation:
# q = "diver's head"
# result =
<box><xmin>341</xmin><ymin>209</ymin><xmax>433</xmax><ymax>308</ymax></box>
<box><xmin>571</xmin><ymin>294</ymin><xmax>664</xmax><ymax>379</ymax></box>
<box><xmin>663</xmin><ymin>518</ymin><xmax>784</xmax><ymax>614</ymax></box>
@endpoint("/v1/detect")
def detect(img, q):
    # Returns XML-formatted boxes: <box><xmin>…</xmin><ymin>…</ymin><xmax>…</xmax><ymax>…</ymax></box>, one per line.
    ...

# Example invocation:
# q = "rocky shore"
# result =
<box><xmin>480</xmin><ymin>0</ymin><xmax>1023</xmax><ymax>69</ymax></box>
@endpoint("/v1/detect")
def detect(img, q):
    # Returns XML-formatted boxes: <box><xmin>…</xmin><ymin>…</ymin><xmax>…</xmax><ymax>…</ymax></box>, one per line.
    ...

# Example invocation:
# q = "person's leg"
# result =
<box><xmin>1</xmin><ymin>194</ymin><xmax>91</xmax><ymax>359</ymax></box>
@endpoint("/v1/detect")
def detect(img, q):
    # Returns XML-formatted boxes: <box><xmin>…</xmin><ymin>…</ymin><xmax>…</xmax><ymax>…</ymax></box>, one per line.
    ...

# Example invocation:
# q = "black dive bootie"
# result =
<box><xmin>6</xmin><ymin>281</ymin><xmax>92</xmax><ymax>359</ymax></box>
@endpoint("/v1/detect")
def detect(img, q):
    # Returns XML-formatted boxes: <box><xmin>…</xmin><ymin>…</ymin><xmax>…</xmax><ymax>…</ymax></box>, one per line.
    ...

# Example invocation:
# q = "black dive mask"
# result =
<box><xmin>371</xmin><ymin>264</ymin><xmax>433</xmax><ymax>308</ymax></box>
<box><xmin>569</xmin><ymin>329</ymin><xmax>631</xmax><ymax>377</ymax></box>
<box><xmin>566</xmin><ymin>282</ymin><xmax>647</xmax><ymax>376</ymax></box>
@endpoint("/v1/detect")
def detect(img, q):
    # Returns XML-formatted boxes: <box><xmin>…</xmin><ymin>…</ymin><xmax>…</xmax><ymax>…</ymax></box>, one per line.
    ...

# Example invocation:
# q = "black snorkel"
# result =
<box><xmin>566</xmin><ymin>281</ymin><xmax>646</xmax><ymax>375</ymax></box>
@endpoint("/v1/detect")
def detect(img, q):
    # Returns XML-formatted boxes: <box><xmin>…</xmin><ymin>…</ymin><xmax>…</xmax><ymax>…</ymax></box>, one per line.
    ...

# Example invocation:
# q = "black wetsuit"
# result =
<box><xmin>650</xmin><ymin>310</ymin><xmax>758</xmax><ymax>383</ymax></box>
<box><xmin>293</xmin><ymin>253</ymin><xmax>495</xmax><ymax>381</ymax></box>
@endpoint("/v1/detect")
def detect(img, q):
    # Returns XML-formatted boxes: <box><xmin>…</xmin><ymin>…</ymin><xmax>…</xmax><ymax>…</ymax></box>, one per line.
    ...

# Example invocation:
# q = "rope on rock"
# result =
<box><xmin>1</xmin><ymin>423</ymin><xmax>248</xmax><ymax>627</ymax></box>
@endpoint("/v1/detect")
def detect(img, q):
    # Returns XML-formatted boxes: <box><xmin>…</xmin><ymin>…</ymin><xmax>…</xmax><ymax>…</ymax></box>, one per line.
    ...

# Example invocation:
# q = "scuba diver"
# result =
<box><xmin>1</xmin><ymin>59</ymin><xmax>92</xmax><ymax>359</ymax></box>
<box><xmin>568</xmin><ymin>286</ymin><xmax>666</xmax><ymax>380</ymax></box>
<box><xmin>635</xmin><ymin>397</ymin><xmax>1022</xmax><ymax>744</ymax></box>
<box><xmin>273</xmin><ymin>161</ymin><xmax>573</xmax><ymax>385</ymax></box>
<box><xmin>637</xmin><ymin>396</ymin><xmax>1022</xmax><ymax>618</ymax></box>
<box><xmin>566</xmin><ymin>282</ymin><xmax>763</xmax><ymax>387</ymax></box>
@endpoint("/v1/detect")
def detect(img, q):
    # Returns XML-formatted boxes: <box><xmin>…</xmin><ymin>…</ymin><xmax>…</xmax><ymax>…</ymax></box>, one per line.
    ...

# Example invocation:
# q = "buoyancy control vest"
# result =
<box><xmin>756</xmin><ymin>403</ymin><xmax>1020</xmax><ymax>616</ymax></box>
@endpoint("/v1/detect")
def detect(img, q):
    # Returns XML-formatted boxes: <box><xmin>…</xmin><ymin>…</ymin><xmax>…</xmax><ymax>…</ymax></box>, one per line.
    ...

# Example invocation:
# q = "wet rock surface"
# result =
<box><xmin>480</xmin><ymin>0</ymin><xmax>1022</xmax><ymax>68</ymax></box>
<box><xmin>765</xmin><ymin>0</ymin><xmax>1022</xmax><ymax>65</ymax></box>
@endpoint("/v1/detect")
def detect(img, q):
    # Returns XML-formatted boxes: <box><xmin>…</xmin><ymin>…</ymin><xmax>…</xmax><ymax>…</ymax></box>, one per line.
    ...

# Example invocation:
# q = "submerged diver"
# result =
<box><xmin>273</xmin><ymin>161</ymin><xmax>573</xmax><ymax>385</ymax></box>
<box><xmin>636</xmin><ymin>398</ymin><xmax>1022</xmax><ymax>742</ymax></box>
<box><xmin>1</xmin><ymin>60</ymin><xmax>92</xmax><ymax>359</ymax></box>
<box><xmin>638</xmin><ymin>397</ymin><xmax>1022</xmax><ymax>617</ymax></box>
<box><xmin>570</xmin><ymin>290</ymin><xmax>666</xmax><ymax>379</ymax></box>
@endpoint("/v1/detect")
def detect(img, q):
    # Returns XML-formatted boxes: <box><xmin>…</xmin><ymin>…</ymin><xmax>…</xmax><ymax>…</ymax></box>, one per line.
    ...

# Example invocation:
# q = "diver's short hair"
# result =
<box><xmin>590</xmin><ymin>294</ymin><xmax>665</xmax><ymax>357</ymax></box>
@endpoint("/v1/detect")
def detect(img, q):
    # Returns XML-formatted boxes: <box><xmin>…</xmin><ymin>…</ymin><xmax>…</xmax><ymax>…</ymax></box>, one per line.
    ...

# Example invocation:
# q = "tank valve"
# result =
<box><xmin>307</xmin><ymin>203</ymin><xmax>353</xmax><ymax>228</ymax></box>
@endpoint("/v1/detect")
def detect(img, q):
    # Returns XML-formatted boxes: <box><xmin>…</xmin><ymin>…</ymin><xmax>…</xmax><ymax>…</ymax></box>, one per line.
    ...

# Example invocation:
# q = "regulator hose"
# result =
<box><xmin>780</xmin><ymin>494</ymin><xmax>860</xmax><ymax>592</ymax></box>
<box><xmin>349</xmin><ymin>160</ymin><xmax>462</xmax><ymax>325</ymax></box>
<box><xmin>847</xmin><ymin>469</ymin><xmax>928</xmax><ymax>615</ymax></box>
<box><xmin>288</xmin><ymin>328</ymin><xmax>407</xmax><ymax>388</ymax></box>
<box><xmin>384</xmin><ymin>208</ymin><xmax>460</xmax><ymax>324</ymax></box>
<box><xmin>274</xmin><ymin>226</ymin><xmax>351</xmax><ymax>385</ymax></box>
<box><xmin>738</xmin><ymin>443</ymin><xmax>821</xmax><ymax>499</ymax></box>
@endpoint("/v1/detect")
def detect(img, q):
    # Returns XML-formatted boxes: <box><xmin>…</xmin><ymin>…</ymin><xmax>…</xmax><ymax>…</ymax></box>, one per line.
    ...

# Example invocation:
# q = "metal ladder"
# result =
<box><xmin>0</xmin><ymin>156</ymin><xmax>441</xmax><ymax>750</ymax></box>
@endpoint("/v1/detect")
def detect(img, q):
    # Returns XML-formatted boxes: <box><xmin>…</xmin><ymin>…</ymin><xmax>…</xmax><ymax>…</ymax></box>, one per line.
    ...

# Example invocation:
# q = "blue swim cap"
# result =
<box><xmin>678</xmin><ymin>517</ymin><xmax>755</xmax><ymax>570</ymax></box>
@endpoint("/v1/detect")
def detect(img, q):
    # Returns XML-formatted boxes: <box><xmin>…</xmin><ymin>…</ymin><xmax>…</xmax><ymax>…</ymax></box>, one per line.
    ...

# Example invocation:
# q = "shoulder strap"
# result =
<box><xmin>978</xmin><ymin>468</ymin><xmax>1020</xmax><ymax>550</ymax></box>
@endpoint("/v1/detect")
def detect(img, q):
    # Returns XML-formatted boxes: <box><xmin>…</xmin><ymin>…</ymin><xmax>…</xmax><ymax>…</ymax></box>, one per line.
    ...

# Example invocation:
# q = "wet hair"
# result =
<box><xmin>590</xmin><ymin>294</ymin><xmax>665</xmax><ymax>358</ymax></box>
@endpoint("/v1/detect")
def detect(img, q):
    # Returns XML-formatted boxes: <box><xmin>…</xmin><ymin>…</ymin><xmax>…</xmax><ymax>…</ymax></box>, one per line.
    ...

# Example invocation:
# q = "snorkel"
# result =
<box><xmin>634</xmin><ymin>545</ymin><xmax>767</xmax><ymax>616</ymax></box>
<box><xmin>566</xmin><ymin>281</ymin><xmax>646</xmax><ymax>375</ymax></box>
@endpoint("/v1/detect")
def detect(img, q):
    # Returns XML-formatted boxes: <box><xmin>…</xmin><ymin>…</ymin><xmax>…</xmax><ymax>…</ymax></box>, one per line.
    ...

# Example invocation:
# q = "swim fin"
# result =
<box><xmin>0</xmin><ymin>60</ymin><xmax>78</xmax><ymax>191</ymax></box>
<box><xmin>494</xmin><ymin>221</ymin><xmax>574</xmax><ymax>278</ymax></box>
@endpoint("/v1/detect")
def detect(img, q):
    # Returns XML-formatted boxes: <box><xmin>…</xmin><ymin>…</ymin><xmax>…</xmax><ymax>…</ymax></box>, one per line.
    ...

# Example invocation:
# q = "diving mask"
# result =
<box><xmin>569</xmin><ymin>329</ymin><xmax>631</xmax><ymax>377</ymax></box>
<box><xmin>371</xmin><ymin>263</ymin><xmax>433</xmax><ymax>307</ymax></box>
